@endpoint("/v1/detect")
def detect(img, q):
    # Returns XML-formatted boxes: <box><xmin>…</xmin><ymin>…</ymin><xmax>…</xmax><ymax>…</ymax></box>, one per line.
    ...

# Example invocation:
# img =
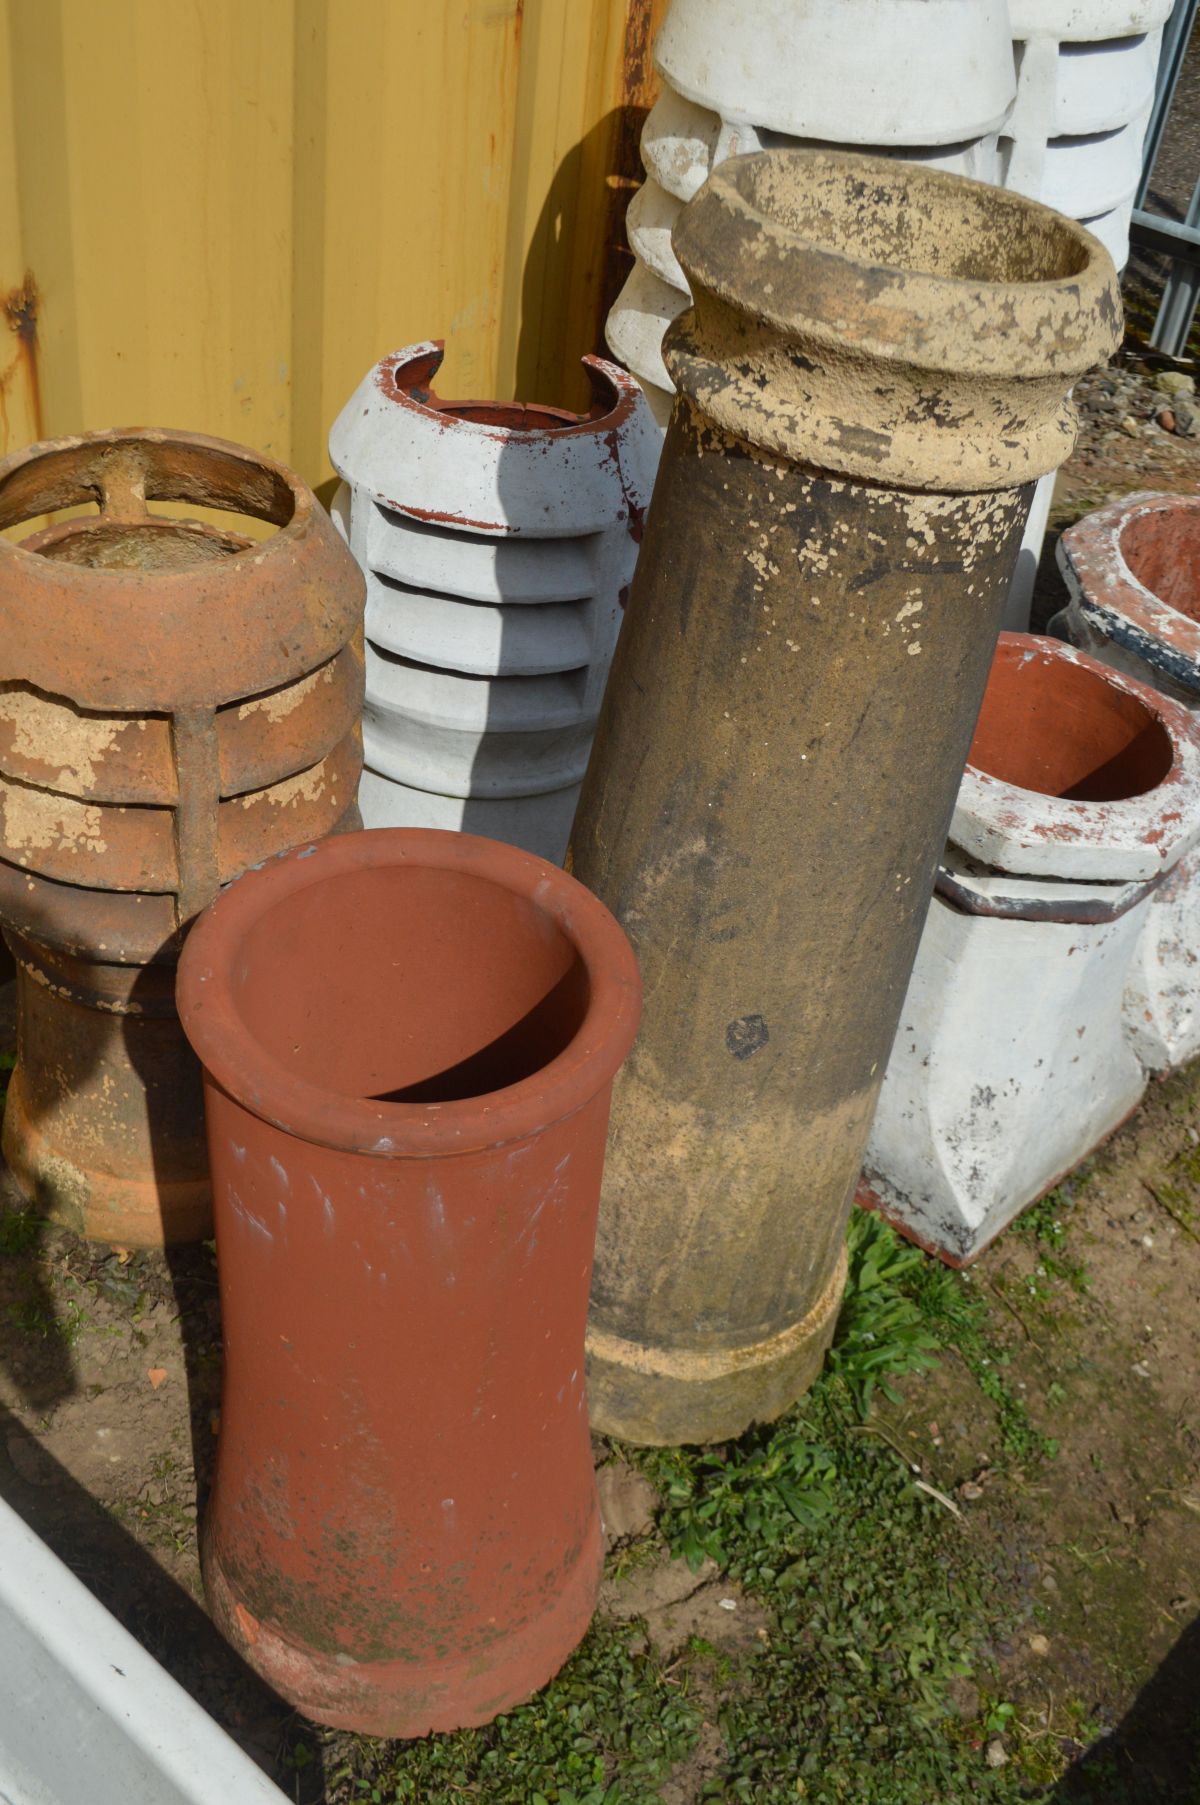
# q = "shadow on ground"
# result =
<box><xmin>1049</xmin><ymin>1616</ymin><xmax>1200</xmax><ymax>1803</ymax></box>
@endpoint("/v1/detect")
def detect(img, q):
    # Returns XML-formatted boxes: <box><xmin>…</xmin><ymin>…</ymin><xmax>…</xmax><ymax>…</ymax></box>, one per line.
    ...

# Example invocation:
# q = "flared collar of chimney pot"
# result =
<box><xmin>328</xmin><ymin>341</ymin><xmax>659</xmax><ymax>538</ymax></box>
<box><xmin>1059</xmin><ymin>492</ymin><xmax>1200</xmax><ymax>697</ymax></box>
<box><xmin>664</xmin><ymin>149</ymin><xmax>1123</xmax><ymax>494</ymax></box>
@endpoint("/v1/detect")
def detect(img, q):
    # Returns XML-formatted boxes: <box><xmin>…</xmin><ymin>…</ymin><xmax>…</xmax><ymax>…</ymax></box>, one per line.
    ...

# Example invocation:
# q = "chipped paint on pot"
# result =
<box><xmin>572</xmin><ymin>150</ymin><xmax>1121</xmax><ymax>1448</ymax></box>
<box><xmin>865</xmin><ymin>633</ymin><xmax>1200</xmax><ymax>1263</ymax></box>
<box><xmin>328</xmin><ymin>344</ymin><xmax>658</xmax><ymax>865</ymax></box>
<box><xmin>0</xmin><ymin>428</ymin><xmax>365</xmax><ymax>1244</ymax></box>
<box><xmin>1055</xmin><ymin>491</ymin><xmax>1200</xmax><ymax>1070</ymax></box>
<box><xmin>176</xmin><ymin>828</ymin><xmax>641</xmax><ymax>1736</ymax></box>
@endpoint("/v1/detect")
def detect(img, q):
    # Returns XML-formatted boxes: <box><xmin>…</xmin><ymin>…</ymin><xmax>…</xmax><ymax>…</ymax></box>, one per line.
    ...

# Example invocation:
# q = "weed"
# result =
<box><xmin>902</xmin><ymin>1259</ymin><xmax>1058</xmax><ymax>1464</ymax></box>
<box><xmin>129</xmin><ymin>1450</ymin><xmax>197</xmax><ymax>1556</ymax></box>
<box><xmin>1143</xmin><ymin>1129</ymin><xmax>1200</xmax><ymax>1245</ymax></box>
<box><xmin>5</xmin><ymin>1292</ymin><xmax>86</xmax><ymax>1347</ymax></box>
<box><xmin>827</xmin><ymin>1210</ymin><xmax>942</xmax><ymax>1413</ymax></box>
<box><xmin>323</xmin><ymin>1617</ymin><xmax>701</xmax><ymax>1803</ymax></box>
<box><xmin>631</xmin><ymin>1214</ymin><xmax>942</xmax><ymax>1580</ymax></box>
<box><xmin>1014</xmin><ymin>1184</ymin><xmax>1091</xmax><ymax>1295</ymax></box>
<box><xmin>0</xmin><ymin>1205</ymin><xmax>40</xmax><ymax>1256</ymax></box>
<box><xmin>606</xmin><ymin>1534</ymin><xmax>661</xmax><ymax>1584</ymax></box>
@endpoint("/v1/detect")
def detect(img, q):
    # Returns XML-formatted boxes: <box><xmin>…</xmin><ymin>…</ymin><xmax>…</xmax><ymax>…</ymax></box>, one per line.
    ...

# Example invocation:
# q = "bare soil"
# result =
<box><xmin>884</xmin><ymin>1066</ymin><xmax>1200</xmax><ymax>1796</ymax></box>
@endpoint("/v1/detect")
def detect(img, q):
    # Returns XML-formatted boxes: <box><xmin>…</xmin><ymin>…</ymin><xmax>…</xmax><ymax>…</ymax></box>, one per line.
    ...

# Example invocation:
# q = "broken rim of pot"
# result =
<box><xmin>1058</xmin><ymin>491</ymin><xmax>1200</xmax><ymax>699</ymax></box>
<box><xmin>951</xmin><ymin>633</ymin><xmax>1200</xmax><ymax>882</ymax></box>
<box><xmin>0</xmin><ymin>427</ymin><xmax>362</xmax><ymax>713</ymax></box>
<box><xmin>664</xmin><ymin>148</ymin><xmax>1122</xmax><ymax>490</ymax></box>
<box><xmin>327</xmin><ymin>341</ymin><xmax>659</xmax><ymax>538</ymax></box>
<box><xmin>177</xmin><ymin>828</ymin><xmax>642</xmax><ymax>1159</ymax></box>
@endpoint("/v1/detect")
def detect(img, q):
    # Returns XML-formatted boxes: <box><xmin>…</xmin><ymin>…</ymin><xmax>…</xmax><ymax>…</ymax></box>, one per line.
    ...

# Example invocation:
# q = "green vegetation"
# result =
<box><xmin>0</xmin><ymin>1202</ymin><xmax>39</xmax><ymax>1256</ymax></box>
<box><xmin>1014</xmin><ymin>1183</ymin><xmax>1092</xmax><ymax>1297</ymax></box>
<box><xmin>5</xmin><ymin>1285</ymin><xmax>88</xmax><ymax>1348</ymax></box>
<box><xmin>1141</xmin><ymin>1124</ymin><xmax>1200</xmax><ymax>1246</ymax></box>
<box><xmin>902</xmin><ymin>1254</ymin><xmax>1058</xmax><ymax>1466</ymax></box>
<box><xmin>319</xmin><ymin>1618</ymin><xmax>701</xmax><ymax>1805</ymax></box>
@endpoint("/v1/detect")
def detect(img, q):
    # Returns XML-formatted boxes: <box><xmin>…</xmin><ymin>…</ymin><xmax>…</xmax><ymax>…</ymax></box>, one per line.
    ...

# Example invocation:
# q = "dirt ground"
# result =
<box><xmin>887</xmin><ymin>1079</ymin><xmax>1200</xmax><ymax>1799</ymax></box>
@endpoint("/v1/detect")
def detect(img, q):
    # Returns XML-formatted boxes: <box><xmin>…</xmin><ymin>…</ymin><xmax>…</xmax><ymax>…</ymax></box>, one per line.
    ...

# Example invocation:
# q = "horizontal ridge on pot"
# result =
<box><xmin>665</xmin><ymin>148</ymin><xmax>1120</xmax><ymax>490</ymax></box>
<box><xmin>604</xmin><ymin>0</ymin><xmax>1016</xmax><ymax>431</ymax></box>
<box><xmin>654</xmin><ymin>0</ymin><xmax>1015</xmax><ymax>143</ymax></box>
<box><xmin>1004</xmin><ymin>0</ymin><xmax>1172</xmax><ymax>268</ymax></box>
<box><xmin>330</xmin><ymin>344</ymin><xmax>657</xmax><ymax>863</ymax></box>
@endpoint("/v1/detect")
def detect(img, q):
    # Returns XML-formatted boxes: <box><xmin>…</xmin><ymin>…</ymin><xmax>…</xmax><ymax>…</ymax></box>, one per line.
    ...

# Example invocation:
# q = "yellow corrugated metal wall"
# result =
<box><xmin>0</xmin><ymin>0</ymin><xmax>667</xmax><ymax>492</ymax></box>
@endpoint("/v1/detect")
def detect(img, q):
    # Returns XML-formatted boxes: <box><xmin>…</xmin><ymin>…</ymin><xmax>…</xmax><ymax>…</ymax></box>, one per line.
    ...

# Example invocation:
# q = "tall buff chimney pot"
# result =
<box><xmin>569</xmin><ymin>149</ymin><xmax>1121</xmax><ymax>1447</ymax></box>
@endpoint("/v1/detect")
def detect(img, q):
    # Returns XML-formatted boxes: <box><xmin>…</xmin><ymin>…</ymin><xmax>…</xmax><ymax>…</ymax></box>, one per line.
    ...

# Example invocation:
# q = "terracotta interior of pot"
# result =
<box><xmin>24</xmin><ymin>519</ymin><xmax>255</xmax><ymax>570</ymax></box>
<box><xmin>230</xmin><ymin>866</ymin><xmax>590</xmax><ymax>1104</ymax></box>
<box><xmin>385</xmin><ymin>343</ymin><xmax>618</xmax><ymax>429</ymax></box>
<box><xmin>0</xmin><ymin>436</ymin><xmax>295</xmax><ymax>567</ymax></box>
<box><xmin>1119</xmin><ymin>508</ymin><xmax>1200</xmax><ymax>620</ymax></box>
<box><xmin>734</xmin><ymin>152</ymin><xmax>1091</xmax><ymax>285</ymax></box>
<box><xmin>968</xmin><ymin>648</ymin><xmax>1174</xmax><ymax>802</ymax></box>
<box><xmin>436</xmin><ymin>400</ymin><xmax>582</xmax><ymax>432</ymax></box>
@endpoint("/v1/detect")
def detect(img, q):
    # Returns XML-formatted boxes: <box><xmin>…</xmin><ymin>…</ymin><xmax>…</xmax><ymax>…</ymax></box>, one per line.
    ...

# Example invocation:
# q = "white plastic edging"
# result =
<box><xmin>0</xmin><ymin>1493</ymin><xmax>287</xmax><ymax>1805</ymax></box>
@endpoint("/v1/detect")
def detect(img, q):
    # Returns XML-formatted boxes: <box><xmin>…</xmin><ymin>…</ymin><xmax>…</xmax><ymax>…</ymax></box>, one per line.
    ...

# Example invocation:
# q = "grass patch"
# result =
<box><xmin>320</xmin><ymin>1617</ymin><xmax>703</xmax><ymax>1804</ymax></box>
<box><xmin>620</xmin><ymin>1213</ymin><xmax>1059</xmax><ymax>1802</ymax></box>
<box><xmin>903</xmin><ymin>1257</ymin><xmax>1058</xmax><ymax>1467</ymax></box>
<box><xmin>1013</xmin><ymin>1183</ymin><xmax>1092</xmax><ymax>1297</ymax></box>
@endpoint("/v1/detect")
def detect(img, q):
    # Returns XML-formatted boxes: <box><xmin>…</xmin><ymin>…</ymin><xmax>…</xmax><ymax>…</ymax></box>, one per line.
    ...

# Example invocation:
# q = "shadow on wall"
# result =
<box><xmin>511</xmin><ymin>104</ymin><xmax>655</xmax><ymax>414</ymax></box>
<box><xmin>357</xmin><ymin>102</ymin><xmax>661</xmax><ymax>866</ymax></box>
<box><xmin>451</xmin><ymin>106</ymin><xmax>656</xmax><ymax>861</ymax></box>
<box><xmin>1046</xmin><ymin>1615</ymin><xmax>1200</xmax><ymax>1802</ymax></box>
